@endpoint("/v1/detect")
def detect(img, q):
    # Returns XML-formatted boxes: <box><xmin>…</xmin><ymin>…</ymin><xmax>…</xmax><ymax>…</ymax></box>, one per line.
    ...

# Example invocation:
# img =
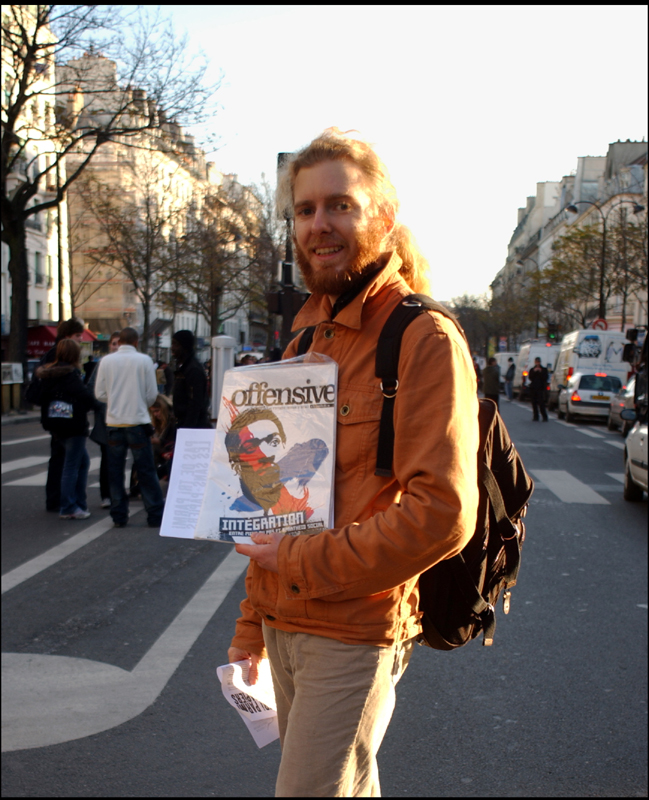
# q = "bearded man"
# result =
<box><xmin>229</xmin><ymin>129</ymin><xmax>479</xmax><ymax>797</ymax></box>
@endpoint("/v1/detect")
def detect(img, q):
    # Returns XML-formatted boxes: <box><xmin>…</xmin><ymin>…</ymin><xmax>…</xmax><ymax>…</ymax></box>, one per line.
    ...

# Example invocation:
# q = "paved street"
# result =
<box><xmin>1</xmin><ymin>401</ymin><xmax>647</xmax><ymax>797</ymax></box>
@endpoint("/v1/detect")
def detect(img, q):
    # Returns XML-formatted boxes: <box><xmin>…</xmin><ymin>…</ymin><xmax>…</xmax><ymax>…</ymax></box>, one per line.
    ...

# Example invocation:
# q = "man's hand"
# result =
<box><xmin>227</xmin><ymin>647</ymin><xmax>264</xmax><ymax>685</ymax></box>
<box><xmin>235</xmin><ymin>531</ymin><xmax>283</xmax><ymax>573</ymax></box>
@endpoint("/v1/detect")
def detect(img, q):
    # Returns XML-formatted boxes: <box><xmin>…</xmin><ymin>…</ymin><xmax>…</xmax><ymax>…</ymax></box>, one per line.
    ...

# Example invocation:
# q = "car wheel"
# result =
<box><xmin>558</xmin><ymin>405</ymin><xmax>565</xmax><ymax>420</ymax></box>
<box><xmin>623</xmin><ymin>459</ymin><xmax>644</xmax><ymax>501</ymax></box>
<box><xmin>622</xmin><ymin>422</ymin><xmax>631</xmax><ymax>437</ymax></box>
<box><xmin>607</xmin><ymin>413</ymin><xmax>618</xmax><ymax>431</ymax></box>
<box><xmin>566</xmin><ymin>408</ymin><xmax>575</xmax><ymax>423</ymax></box>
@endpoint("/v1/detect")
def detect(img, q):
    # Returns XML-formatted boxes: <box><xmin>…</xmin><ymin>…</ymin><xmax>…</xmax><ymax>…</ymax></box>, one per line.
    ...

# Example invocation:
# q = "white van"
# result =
<box><xmin>494</xmin><ymin>352</ymin><xmax>518</xmax><ymax>392</ymax></box>
<box><xmin>513</xmin><ymin>342</ymin><xmax>560</xmax><ymax>399</ymax></box>
<box><xmin>548</xmin><ymin>329</ymin><xmax>629</xmax><ymax>410</ymax></box>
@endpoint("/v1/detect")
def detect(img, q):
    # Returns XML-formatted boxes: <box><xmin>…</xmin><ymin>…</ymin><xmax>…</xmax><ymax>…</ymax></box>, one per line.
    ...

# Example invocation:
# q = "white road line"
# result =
<box><xmin>4</xmin><ymin>456</ymin><xmax>102</xmax><ymax>486</ymax></box>
<box><xmin>1</xmin><ymin>548</ymin><xmax>249</xmax><ymax>752</ymax></box>
<box><xmin>587</xmin><ymin>427</ymin><xmax>608</xmax><ymax>434</ymax></box>
<box><xmin>604</xmin><ymin>440</ymin><xmax>625</xmax><ymax>451</ymax></box>
<box><xmin>1</xmin><ymin>502</ymin><xmax>144</xmax><ymax>595</ymax></box>
<box><xmin>530</xmin><ymin>470</ymin><xmax>610</xmax><ymax>504</ymax></box>
<box><xmin>1</xmin><ymin>435</ymin><xmax>50</xmax><ymax>447</ymax></box>
<box><xmin>577</xmin><ymin>429</ymin><xmax>605</xmax><ymax>439</ymax></box>
<box><xmin>606</xmin><ymin>472</ymin><xmax>625</xmax><ymax>483</ymax></box>
<box><xmin>555</xmin><ymin>420</ymin><xmax>573</xmax><ymax>427</ymax></box>
<box><xmin>1</xmin><ymin>456</ymin><xmax>49</xmax><ymax>475</ymax></box>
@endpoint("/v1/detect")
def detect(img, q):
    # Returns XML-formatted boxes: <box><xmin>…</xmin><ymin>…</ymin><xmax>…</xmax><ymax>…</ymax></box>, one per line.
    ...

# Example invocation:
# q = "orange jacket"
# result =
<box><xmin>231</xmin><ymin>254</ymin><xmax>479</xmax><ymax>655</ymax></box>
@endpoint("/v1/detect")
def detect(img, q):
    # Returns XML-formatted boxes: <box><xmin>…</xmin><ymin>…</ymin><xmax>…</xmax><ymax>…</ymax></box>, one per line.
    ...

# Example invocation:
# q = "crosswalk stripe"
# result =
<box><xmin>606</xmin><ymin>473</ymin><xmax>625</xmax><ymax>483</ymax></box>
<box><xmin>1</xmin><ymin>435</ymin><xmax>50</xmax><ymax>447</ymax></box>
<box><xmin>1</xmin><ymin>456</ymin><xmax>49</xmax><ymax>475</ymax></box>
<box><xmin>577</xmin><ymin>429</ymin><xmax>605</xmax><ymax>439</ymax></box>
<box><xmin>604</xmin><ymin>440</ymin><xmax>625</xmax><ymax>451</ymax></box>
<box><xmin>530</xmin><ymin>470</ymin><xmax>610</xmax><ymax>504</ymax></box>
<box><xmin>4</xmin><ymin>457</ymin><xmax>102</xmax><ymax>486</ymax></box>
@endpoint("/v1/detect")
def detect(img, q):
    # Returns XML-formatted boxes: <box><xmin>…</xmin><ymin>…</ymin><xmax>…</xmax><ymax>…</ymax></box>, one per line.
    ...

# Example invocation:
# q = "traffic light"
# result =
<box><xmin>547</xmin><ymin>322</ymin><xmax>559</xmax><ymax>342</ymax></box>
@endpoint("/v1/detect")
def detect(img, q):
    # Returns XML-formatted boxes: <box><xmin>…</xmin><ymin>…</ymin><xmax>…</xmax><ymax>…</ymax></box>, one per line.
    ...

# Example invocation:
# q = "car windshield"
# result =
<box><xmin>578</xmin><ymin>375</ymin><xmax>622</xmax><ymax>392</ymax></box>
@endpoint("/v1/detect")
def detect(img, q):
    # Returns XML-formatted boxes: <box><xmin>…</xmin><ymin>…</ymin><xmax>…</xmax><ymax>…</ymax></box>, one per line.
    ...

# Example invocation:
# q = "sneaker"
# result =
<box><xmin>101</xmin><ymin>498</ymin><xmax>111</xmax><ymax>509</ymax></box>
<box><xmin>60</xmin><ymin>509</ymin><xmax>91</xmax><ymax>520</ymax></box>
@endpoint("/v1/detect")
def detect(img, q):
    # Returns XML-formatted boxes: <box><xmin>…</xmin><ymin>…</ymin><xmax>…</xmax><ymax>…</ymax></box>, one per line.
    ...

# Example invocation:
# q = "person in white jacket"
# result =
<box><xmin>94</xmin><ymin>327</ymin><xmax>165</xmax><ymax>528</ymax></box>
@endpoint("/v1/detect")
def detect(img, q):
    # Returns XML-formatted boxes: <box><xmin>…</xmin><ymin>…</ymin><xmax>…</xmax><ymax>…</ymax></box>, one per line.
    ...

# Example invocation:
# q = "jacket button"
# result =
<box><xmin>323</xmin><ymin>328</ymin><xmax>335</xmax><ymax>340</ymax></box>
<box><xmin>291</xmin><ymin>584</ymin><xmax>300</xmax><ymax>594</ymax></box>
<box><xmin>340</xmin><ymin>404</ymin><xmax>350</xmax><ymax>416</ymax></box>
<box><xmin>266</xmin><ymin>614</ymin><xmax>276</xmax><ymax>621</ymax></box>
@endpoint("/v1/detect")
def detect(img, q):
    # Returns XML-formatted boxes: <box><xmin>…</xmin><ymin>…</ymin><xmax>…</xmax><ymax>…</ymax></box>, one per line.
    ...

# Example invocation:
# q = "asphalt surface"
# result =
<box><xmin>1</xmin><ymin>400</ymin><xmax>647</xmax><ymax>797</ymax></box>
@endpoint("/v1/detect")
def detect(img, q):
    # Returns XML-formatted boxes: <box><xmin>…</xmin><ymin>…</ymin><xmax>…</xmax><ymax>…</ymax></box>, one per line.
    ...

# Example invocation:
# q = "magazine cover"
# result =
<box><xmin>194</xmin><ymin>354</ymin><xmax>337</xmax><ymax>544</ymax></box>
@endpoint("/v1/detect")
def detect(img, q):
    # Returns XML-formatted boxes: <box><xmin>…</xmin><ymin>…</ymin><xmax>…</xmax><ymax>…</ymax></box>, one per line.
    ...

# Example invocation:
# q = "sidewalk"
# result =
<box><xmin>1</xmin><ymin>410</ymin><xmax>41</xmax><ymax>426</ymax></box>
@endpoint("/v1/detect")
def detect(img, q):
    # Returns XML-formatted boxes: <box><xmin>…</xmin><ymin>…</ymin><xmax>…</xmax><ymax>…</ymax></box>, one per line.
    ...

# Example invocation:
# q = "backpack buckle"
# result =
<box><xmin>402</xmin><ymin>300</ymin><xmax>423</xmax><ymax>307</ymax></box>
<box><xmin>380</xmin><ymin>380</ymin><xmax>399</xmax><ymax>398</ymax></box>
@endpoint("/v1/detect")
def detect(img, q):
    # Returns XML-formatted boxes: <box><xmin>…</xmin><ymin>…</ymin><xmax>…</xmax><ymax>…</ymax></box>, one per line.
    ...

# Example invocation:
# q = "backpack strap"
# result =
<box><xmin>296</xmin><ymin>327</ymin><xmax>315</xmax><ymax>357</ymax></box>
<box><xmin>375</xmin><ymin>294</ymin><xmax>465</xmax><ymax>476</ymax></box>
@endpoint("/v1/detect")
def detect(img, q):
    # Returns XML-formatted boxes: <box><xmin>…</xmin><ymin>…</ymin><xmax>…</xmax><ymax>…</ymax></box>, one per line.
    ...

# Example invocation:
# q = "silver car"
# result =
<box><xmin>621</xmin><ymin>410</ymin><xmax>648</xmax><ymax>501</ymax></box>
<box><xmin>558</xmin><ymin>372</ymin><xmax>623</xmax><ymax>422</ymax></box>
<box><xmin>607</xmin><ymin>375</ymin><xmax>636</xmax><ymax>435</ymax></box>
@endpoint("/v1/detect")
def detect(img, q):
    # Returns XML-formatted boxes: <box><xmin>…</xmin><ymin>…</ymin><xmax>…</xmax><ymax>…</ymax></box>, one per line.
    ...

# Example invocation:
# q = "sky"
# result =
<box><xmin>163</xmin><ymin>4</ymin><xmax>648</xmax><ymax>302</ymax></box>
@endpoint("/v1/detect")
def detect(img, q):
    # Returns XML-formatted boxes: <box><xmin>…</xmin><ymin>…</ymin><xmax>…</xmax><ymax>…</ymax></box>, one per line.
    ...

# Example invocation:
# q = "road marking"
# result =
<box><xmin>4</xmin><ymin>456</ymin><xmax>102</xmax><ymax>486</ymax></box>
<box><xmin>1</xmin><ymin>548</ymin><xmax>249</xmax><ymax>752</ymax></box>
<box><xmin>604</xmin><ymin>440</ymin><xmax>625</xmax><ymax>451</ymax></box>
<box><xmin>606</xmin><ymin>473</ymin><xmax>625</xmax><ymax>483</ymax></box>
<box><xmin>1</xmin><ymin>503</ymin><xmax>143</xmax><ymax>595</ymax></box>
<box><xmin>577</xmin><ymin>429</ymin><xmax>605</xmax><ymax>439</ymax></box>
<box><xmin>1</xmin><ymin>456</ymin><xmax>49</xmax><ymax>475</ymax></box>
<box><xmin>587</xmin><ymin>427</ymin><xmax>608</xmax><ymax>434</ymax></box>
<box><xmin>555</xmin><ymin>420</ymin><xmax>573</xmax><ymax>427</ymax></box>
<box><xmin>1</xmin><ymin>435</ymin><xmax>50</xmax><ymax>447</ymax></box>
<box><xmin>530</xmin><ymin>470</ymin><xmax>610</xmax><ymax>504</ymax></box>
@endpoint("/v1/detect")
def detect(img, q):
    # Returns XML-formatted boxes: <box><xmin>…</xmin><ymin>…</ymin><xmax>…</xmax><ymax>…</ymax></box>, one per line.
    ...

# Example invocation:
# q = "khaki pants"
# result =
<box><xmin>262</xmin><ymin>624</ymin><xmax>414</xmax><ymax>797</ymax></box>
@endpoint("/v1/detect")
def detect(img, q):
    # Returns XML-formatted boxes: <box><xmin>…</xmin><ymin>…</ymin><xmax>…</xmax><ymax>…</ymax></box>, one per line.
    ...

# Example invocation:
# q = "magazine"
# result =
<box><xmin>193</xmin><ymin>354</ymin><xmax>337</xmax><ymax>544</ymax></box>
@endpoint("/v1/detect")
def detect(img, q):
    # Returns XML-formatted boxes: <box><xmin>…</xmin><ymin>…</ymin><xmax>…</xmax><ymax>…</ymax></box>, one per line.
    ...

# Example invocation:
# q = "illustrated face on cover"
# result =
<box><xmin>224</xmin><ymin>406</ymin><xmax>329</xmax><ymax>518</ymax></box>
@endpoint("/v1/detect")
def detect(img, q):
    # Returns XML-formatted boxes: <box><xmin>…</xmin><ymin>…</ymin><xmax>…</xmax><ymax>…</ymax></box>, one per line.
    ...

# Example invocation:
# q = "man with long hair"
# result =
<box><xmin>229</xmin><ymin>129</ymin><xmax>480</xmax><ymax>796</ymax></box>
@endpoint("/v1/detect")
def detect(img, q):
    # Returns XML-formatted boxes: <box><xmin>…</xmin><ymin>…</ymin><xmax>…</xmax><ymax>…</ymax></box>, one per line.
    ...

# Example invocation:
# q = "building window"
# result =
<box><xmin>34</xmin><ymin>252</ymin><xmax>43</xmax><ymax>285</ymax></box>
<box><xmin>47</xmin><ymin>255</ymin><xmax>53</xmax><ymax>287</ymax></box>
<box><xmin>36</xmin><ymin>300</ymin><xmax>42</xmax><ymax>320</ymax></box>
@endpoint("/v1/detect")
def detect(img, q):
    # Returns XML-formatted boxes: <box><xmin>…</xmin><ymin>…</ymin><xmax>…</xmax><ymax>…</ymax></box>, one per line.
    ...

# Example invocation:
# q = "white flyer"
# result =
<box><xmin>194</xmin><ymin>354</ymin><xmax>337</xmax><ymax>544</ymax></box>
<box><xmin>216</xmin><ymin>659</ymin><xmax>279</xmax><ymax>749</ymax></box>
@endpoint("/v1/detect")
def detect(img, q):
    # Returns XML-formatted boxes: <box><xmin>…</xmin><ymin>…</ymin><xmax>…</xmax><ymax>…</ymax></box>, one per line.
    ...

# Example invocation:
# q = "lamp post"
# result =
<box><xmin>516</xmin><ymin>256</ymin><xmax>540</xmax><ymax>338</ymax></box>
<box><xmin>565</xmin><ymin>199</ymin><xmax>645</xmax><ymax>320</ymax></box>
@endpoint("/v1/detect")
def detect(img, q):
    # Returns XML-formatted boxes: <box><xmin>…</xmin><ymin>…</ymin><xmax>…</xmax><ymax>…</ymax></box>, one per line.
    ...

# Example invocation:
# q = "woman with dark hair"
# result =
<box><xmin>36</xmin><ymin>339</ymin><xmax>99</xmax><ymax>520</ymax></box>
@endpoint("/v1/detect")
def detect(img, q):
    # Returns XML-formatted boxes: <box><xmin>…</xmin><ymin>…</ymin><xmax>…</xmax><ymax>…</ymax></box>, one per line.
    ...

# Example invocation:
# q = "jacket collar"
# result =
<box><xmin>291</xmin><ymin>251</ymin><xmax>406</xmax><ymax>332</ymax></box>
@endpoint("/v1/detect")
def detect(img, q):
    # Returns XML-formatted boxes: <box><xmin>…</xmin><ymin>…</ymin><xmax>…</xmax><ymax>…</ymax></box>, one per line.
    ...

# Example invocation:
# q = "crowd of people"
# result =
<box><xmin>29</xmin><ymin>322</ymin><xmax>212</xmax><ymax>526</ymax></box>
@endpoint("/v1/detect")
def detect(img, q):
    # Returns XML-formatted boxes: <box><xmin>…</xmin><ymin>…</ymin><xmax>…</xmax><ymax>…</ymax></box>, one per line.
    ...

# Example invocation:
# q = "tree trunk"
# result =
<box><xmin>210</xmin><ymin>285</ymin><xmax>222</xmax><ymax>338</ymax></box>
<box><xmin>5</xmin><ymin>222</ymin><xmax>29</xmax><ymax>382</ymax></box>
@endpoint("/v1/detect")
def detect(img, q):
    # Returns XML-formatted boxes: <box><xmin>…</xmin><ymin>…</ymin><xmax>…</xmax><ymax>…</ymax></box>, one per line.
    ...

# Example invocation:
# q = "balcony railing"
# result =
<box><xmin>25</xmin><ymin>216</ymin><xmax>42</xmax><ymax>231</ymax></box>
<box><xmin>34</xmin><ymin>272</ymin><xmax>44</xmax><ymax>286</ymax></box>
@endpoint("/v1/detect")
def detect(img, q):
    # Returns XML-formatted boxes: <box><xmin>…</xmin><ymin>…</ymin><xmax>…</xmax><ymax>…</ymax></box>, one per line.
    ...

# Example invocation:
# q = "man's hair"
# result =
<box><xmin>276</xmin><ymin>128</ymin><xmax>430</xmax><ymax>294</ymax></box>
<box><xmin>109</xmin><ymin>330</ymin><xmax>121</xmax><ymax>343</ymax></box>
<box><xmin>119</xmin><ymin>327</ymin><xmax>139</xmax><ymax>346</ymax></box>
<box><xmin>225</xmin><ymin>408</ymin><xmax>286</xmax><ymax>459</ymax></box>
<box><xmin>488</xmin><ymin>357</ymin><xmax>497</xmax><ymax>365</ymax></box>
<box><xmin>52</xmin><ymin>338</ymin><xmax>81</xmax><ymax>368</ymax></box>
<box><xmin>56</xmin><ymin>317</ymin><xmax>84</xmax><ymax>342</ymax></box>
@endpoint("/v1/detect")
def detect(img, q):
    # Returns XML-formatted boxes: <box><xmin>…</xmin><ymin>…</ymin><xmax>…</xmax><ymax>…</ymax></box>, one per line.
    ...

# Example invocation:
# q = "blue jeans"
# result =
<box><xmin>60</xmin><ymin>436</ymin><xmax>90</xmax><ymax>515</ymax></box>
<box><xmin>106</xmin><ymin>425</ymin><xmax>165</xmax><ymax>525</ymax></box>
<box><xmin>505</xmin><ymin>381</ymin><xmax>513</xmax><ymax>401</ymax></box>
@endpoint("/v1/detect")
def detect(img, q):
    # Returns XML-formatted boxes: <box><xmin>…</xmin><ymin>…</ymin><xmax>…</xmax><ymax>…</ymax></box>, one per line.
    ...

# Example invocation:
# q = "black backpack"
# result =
<box><xmin>297</xmin><ymin>293</ymin><xmax>534</xmax><ymax>649</ymax></box>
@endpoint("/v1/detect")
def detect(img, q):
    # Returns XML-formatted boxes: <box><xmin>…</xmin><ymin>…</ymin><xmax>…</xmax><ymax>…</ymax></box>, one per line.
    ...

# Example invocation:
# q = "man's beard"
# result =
<box><xmin>295</xmin><ymin>219</ymin><xmax>387</xmax><ymax>296</ymax></box>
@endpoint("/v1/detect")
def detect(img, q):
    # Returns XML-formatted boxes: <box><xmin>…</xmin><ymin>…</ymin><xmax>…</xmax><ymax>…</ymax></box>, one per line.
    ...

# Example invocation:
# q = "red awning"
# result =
<box><xmin>27</xmin><ymin>325</ymin><xmax>97</xmax><ymax>356</ymax></box>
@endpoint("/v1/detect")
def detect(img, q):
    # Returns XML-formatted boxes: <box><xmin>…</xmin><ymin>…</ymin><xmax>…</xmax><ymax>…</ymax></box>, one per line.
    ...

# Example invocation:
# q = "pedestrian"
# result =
<box><xmin>170</xmin><ymin>330</ymin><xmax>211</xmax><ymax>428</ymax></box>
<box><xmin>36</xmin><ymin>339</ymin><xmax>98</xmax><ymax>520</ymax></box>
<box><xmin>528</xmin><ymin>356</ymin><xmax>549</xmax><ymax>421</ymax></box>
<box><xmin>83</xmin><ymin>354</ymin><xmax>97</xmax><ymax>385</ymax></box>
<box><xmin>94</xmin><ymin>327</ymin><xmax>165</xmax><ymax>528</ymax></box>
<box><xmin>162</xmin><ymin>362</ymin><xmax>174</xmax><ymax>396</ymax></box>
<box><xmin>149</xmin><ymin>394</ymin><xmax>177</xmax><ymax>481</ymax></box>
<box><xmin>25</xmin><ymin>317</ymin><xmax>86</xmax><ymax>512</ymax></box>
<box><xmin>228</xmin><ymin>128</ymin><xmax>479</xmax><ymax>797</ymax></box>
<box><xmin>505</xmin><ymin>356</ymin><xmax>516</xmax><ymax>401</ymax></box>
<box><xmin>87</xmin><ymin>331</ymin><xmax>121</xmax><ymax>509</ymax></box>
<box><xmin>472</xmin><ymin>354</ymin><xmax>483</xmax><ymax>393</ymax></box>
<box><xmin>482</xmin><ymin>356</ymin><xmax>501</xmax><ymax>409</ymax></box>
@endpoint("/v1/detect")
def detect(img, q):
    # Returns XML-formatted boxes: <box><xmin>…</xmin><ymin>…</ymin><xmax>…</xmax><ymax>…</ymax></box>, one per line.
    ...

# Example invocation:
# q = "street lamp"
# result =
<box><xmin>516</xmin><ymin>256</ymin><xmax>540</xmax><ymax>338</ymax></box>
<box><xmin>564</xmin><ymin>199</ymin><xmax>645</xmax><ymax>320</ymax></box>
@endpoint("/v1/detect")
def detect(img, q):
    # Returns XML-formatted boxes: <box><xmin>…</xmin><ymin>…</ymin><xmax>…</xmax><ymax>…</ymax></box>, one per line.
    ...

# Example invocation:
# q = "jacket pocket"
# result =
<box><xmin>335</xmin><ymin>384</ymin><xmax>383</xmax><ymax>480</ymax></box>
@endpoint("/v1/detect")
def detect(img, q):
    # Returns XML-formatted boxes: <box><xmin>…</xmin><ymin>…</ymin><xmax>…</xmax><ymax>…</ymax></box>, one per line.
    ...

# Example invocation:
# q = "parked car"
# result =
<box><xmin>621</xmin><ymin>409</ymin><xmax>648</xmax><ymax>501</ymax></box>
<box><xmin>558</xmin><ymin>372</ymin><xmax>623</xmax><ymax>422</ymax></box>
<box><xmin>607</xmin><ymin>375</ymin><xmax>636</xmax><ymax>435</ymax></box>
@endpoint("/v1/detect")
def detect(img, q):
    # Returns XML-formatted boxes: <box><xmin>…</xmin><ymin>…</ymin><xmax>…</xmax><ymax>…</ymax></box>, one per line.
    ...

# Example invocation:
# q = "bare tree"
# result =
<box><xmin>1</xmin><ymin>4</ymin><xmax>218</xmax><ymax>367</ymax></box>
<box><xmin>450</xmin><ymin>293</ymin><xmax>493</xmax><ymax>356</ymax></box>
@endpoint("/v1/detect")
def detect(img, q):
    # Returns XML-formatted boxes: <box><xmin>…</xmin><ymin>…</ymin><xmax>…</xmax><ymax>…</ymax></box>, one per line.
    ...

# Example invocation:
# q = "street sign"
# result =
<box><xmin>499</xmin><ymin>337</ymin><xmax>507</xmax><ymax>352</ymax></box>
<box><xmin>592</xmin><ymin>318</ymin><xmax>608</xmax><ymax>330</ymax></box>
